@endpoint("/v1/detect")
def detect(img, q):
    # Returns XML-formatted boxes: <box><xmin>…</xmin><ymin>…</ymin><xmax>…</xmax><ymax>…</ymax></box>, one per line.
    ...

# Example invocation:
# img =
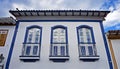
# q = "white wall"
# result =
<box><xmin>9</xmin><ymin>21</ymin><xmax>110</xmax><ymax>69</ymax></box>
<box><xmin>0</xmin><ymin>26</ymin><xmax>15</xmax><ymax>68</ymax></box>
<box><xmin>111</xmin><ymin>39</ymin><xmax>120</xmax><ymax>69</ymax></box>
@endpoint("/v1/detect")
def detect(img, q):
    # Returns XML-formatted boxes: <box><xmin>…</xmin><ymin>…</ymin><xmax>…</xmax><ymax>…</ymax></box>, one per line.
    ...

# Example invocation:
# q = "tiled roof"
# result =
<box><xmin>0</xmin><ymin>17</ymin><xmax>16</xmax><ymax>25</ymax></box>
<box><xmin>9</xmin><ymin>9</ymin><xmax>110</xmax><ymax>17</ymax></box>
<box><xmin>107</xmin><ymin>30</ymin><xmax>120</xmax><ymax>39</ymax></box>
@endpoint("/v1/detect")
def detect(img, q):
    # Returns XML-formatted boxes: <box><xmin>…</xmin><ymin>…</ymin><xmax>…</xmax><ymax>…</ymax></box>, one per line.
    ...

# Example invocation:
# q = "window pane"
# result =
<box><xmin>33</xmin><ymin>46</ymin><xmax>38</xmax><ymax>55</ymax></box>
<box><xmin>26</xmin><ymin>46</ymin><xmax>31</xmax><ymax>55</ymax></box>
<box><xmin>80</xmin><ymin>37</ymin><xmax>84</xmax><ymax>43</ymax></box>
<box><xmin>53</xmin><ymin>28</ymin><xmax>66</xmax><ymax>43</ymax></box>
<box><xmin>88</xmin><ymin>46</ymin><xmax>93</xmax><ymax>56</ymax></box>
<box><xmin>80</xmin><ymin>46</ymin><xmax>86</xmax><ymax>56</ymax></box>
<box><xmin>54</xmin><ymin>46</ymin><xmax>58</xmax><ymax>56</ymax></box>
<box><xmin>35</xmin><ymin>31</ymin><xmax>40</xmax><ymax>43</ymax></box>
<box><xmin>80</xmin><ymin>32</ymin><xmax>83</xmax><ymax>36</ymax></box>
<box><xmin>87</xmin><ymin>37</ymin><xmax>91</xmax><ymax>43</ymax></box>
<box><xmin>28</xmin><ymin>32</ymin><xmax>32</xmax><ymax>43</ymax></box>
<box><xmin>60</xmin><ymin>46</ymin><xmax>65</xmax><ymax>56</ymax></box>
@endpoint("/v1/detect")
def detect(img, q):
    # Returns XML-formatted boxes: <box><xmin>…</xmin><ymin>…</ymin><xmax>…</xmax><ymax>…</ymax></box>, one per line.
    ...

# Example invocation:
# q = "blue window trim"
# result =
<box><xmin>50</xmin><ymin>25</ymin><xmax>69</xmax><ymax>57</ymax></box>
<box><xmin>6</xmin><ymin>20</ymin><xmax>113</xmax><ymax>69</ymax></box>
<box><xmin>23</xmin><ymin>25</ymin><xmax>42</xmax><ymax>57</ymax></box>
<box><xmin>76</xmin><ymin>25</ymin><xmax>95</xmax><ymax>44</ymax></box>
<box><xmin>24</xmin><ymin>25</ymin><xmax>42</xmax><ymax>44</ymax></box>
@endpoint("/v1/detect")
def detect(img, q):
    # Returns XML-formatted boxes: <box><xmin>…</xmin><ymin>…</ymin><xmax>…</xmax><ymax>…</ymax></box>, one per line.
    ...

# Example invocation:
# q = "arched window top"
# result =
<box><xmin>27</xmin><ymin>25</ymin><xmax>42</xmax><ymax>30</ymax></box>
<box><xmin>24</xmin><ymin>25</ymin><xmax>42</xmax><ymax>43</ymax></box>
<box><xmin>77</xmin><ymin>25</ymin><xmax>95</xmax><ymax>44</ymax></box>
<box><xmin>77</xmin><ymin>25</ymin><xmax>92</xmax><ymax>29</ymax></box>
<box><xmin>52</xmin><ymin>25</ymin><xmax>67</xmax><ymax>30</ymax></box>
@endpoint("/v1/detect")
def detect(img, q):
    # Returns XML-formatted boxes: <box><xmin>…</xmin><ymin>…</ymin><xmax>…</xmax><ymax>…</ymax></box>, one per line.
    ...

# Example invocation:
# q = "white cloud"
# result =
<box><xmin>103</xmin><ymin>5</ymin><xmax>120</xmax><ymax>28</ymax></box>
<box><xmin>10</xmin><ymin>0</ymin><xmax>120</xmax><ymax>31</ymax></box>
<box><xmin>11</xmin><ymin>0</ymin><xmax>65</xmax><ymax>10</ymax></box>
<box><xmin>12</xmin><ymin>0</ymin><xmax>104</xmax><ymax>10</ymax></box>
<box><xmin>12</xmin><ymin>3</ymin><xmax>33</xmax><ymax>10</ymax></box>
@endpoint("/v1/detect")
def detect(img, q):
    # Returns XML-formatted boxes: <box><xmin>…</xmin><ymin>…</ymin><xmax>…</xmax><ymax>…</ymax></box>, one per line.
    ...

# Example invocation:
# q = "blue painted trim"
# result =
<box><xmin>76</xmin><ymin>27</ymin><xmax>80</xmax><ymax>56</ymax></box>
<box><xmin>50</xmin><ymin>27</ymin><xmax>53</xmax><ymax>56</ymax></box>
<box><xmin>99</xmin><ymin>22</ymin><xmax>113</xmax><ymax>69</ymax></box>
<box><xmin>91</xmin><ymin>27</ymin><xmax>95</xmax><ymax>44</ymax></box>
<box><xmin>17</xmin><ymin>20</ymin><xmax>102</xmax><ymax>22</ymax></box>
<box><xmin>40</xmin><ymin>27</ymin><xmax>42</xmax><ymax>58</ymax></box>
<box><xmin>50</xmin><ymin>25</ymin><xmax>69</xmax><ymax>56</ymax></box>
<box><xmin>79</xmin><ymin>42</ymin><xmax>96</xmax><ymax>44</ymax></box>
<box><xmin>50</xmin><ymin>43</ymin><xmax>67</xmax><ymax>44</ymax></box>
<box><xmin>66</xmin><ymin>27</ymin><xmax>69</xmax><ymax>56</ymax></box>
<box><xmin>5</xmin><ymin>21</ymin><xmax>20</xmax><ymax>69</ymax></box>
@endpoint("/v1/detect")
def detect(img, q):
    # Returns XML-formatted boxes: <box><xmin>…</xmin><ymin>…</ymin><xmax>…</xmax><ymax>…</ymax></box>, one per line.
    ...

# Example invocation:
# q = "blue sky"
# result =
<box><xmin>0</xmin><ymin>0</ymin><xmax>120</xmax><ymax>32</ymax></box>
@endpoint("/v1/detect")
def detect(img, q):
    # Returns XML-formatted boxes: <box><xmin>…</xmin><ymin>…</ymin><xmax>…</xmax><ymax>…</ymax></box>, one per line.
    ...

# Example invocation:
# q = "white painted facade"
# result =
<box><xmin>9</xmin><ymin>21</ymin><xmax>110</xmax><ymax>69</ymax></box>
<box><xmin>0</xmin><ymin>26</ymin><xmax>15</xmax><ymax>68</ymax></box>
<box><xmin>111</xmin><ymin>39</ymin><xmax>120</xmax><ymax>69</ymax></box>
<box><xmin>0</xmin><ymin>10</ymin><xmax>113</xmax><ymax>69</ymax></box>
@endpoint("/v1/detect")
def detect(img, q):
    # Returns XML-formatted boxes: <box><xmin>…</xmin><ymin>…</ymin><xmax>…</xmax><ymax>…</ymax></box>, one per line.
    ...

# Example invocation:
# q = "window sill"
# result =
<box><xmin>49</xmin><ymin>56</ymin><xmax>69</xmax><ymax>62</ymax></box>
<box><xmin>79</xmin><ymin>55</ymin><xmax>99</xmax><ymax>61</ymax></box>
<box><xmin>19</xmin><ymin>56</ymin><xmax>40</xmax><ymax>62</ymax></box>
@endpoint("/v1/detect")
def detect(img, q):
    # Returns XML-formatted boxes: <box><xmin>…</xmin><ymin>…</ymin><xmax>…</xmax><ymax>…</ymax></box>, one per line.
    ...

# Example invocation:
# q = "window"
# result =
<box><xmin>77</xmin><ymin>25</ymin><xmax>99</xmax><ymax>61</ymax></box>
<box><xmin>20</xmin><ymin>25</ymin><xmax>42</xmax><ymax>61</ymax></box>
<box><xmin>0</xmin><ymin>30</ymin><xmax>8</xmax><ymax>46</ymax></box>
<box><xmin>49</xmin><ymin>25</ymin><xmax>69</xmax><ymax>62</ymax></box>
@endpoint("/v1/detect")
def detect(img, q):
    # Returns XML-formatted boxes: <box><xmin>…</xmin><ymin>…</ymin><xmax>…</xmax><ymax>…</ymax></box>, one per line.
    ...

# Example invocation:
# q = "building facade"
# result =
<box><xmin>107</xmin><ymin>30</ymin><xmax>120</xmax><ymax>69</ymax></box>
<box><xmin>0</xmin><ymin>10</ymin><xmax>113</xmax><ymax>69</ymax></box>
<box><xmin>0</xmin><ymin>17</ymin><xmax>15</xmax><ymax>69</ymax></box>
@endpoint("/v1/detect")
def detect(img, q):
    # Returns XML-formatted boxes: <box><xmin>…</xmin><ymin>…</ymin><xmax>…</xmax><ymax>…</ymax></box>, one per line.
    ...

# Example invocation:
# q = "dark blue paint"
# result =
<box><xmin>5</xmin><ymin>21</ymin><xmax>20</xmax><ymax>69</ymax></box>
<box><xmin>99</xmin><ymin>22</ymin><xmax>113</xmax><ymax>69</ymax></box>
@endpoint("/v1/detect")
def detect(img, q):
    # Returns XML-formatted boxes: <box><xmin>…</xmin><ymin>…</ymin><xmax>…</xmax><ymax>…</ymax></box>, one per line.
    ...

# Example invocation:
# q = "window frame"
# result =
<box><xmin>77</xmin><ymin>25</ymin><xmax>99</xmax><ymax>61</ymax></box>
<box><xmin>20</xmin><ymin>25</ymin><xmax>42</xmax><ymax>62</ymax></box>
<box><xmin>49</xmin><ymin>25</ymin><xmax>69</xmax><ymax>62</ymax></box>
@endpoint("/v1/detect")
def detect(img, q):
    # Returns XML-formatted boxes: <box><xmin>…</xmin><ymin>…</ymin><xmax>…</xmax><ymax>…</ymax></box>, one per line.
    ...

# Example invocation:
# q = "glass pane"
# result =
<box><xmin>53</xmin><ymin>28</ymin><xmax>66</xmax><ymax>43</ymax></box>
<box><xmin>80</xmin><ymin>46</ymin><xmax>86</xmax><ymax>56</ymax></box>
<box><xmin>26</xmin><ymin>46</ymin><xmax>31</xmax><ymax>55</ymax></box>
<box><xmin>28</xmin><ymin>32</ymin><xmax>32</xmax><ymax>43</ymax></box>
<box><xmin>87</xmin><ymin>37</ymin><xmax>91</xmax><ymax>43</ymax></box>
<box><xmin>35</xmin><ymin>31</ymin><xmax>40</xmax><ymax>43</ymax></box>
<box><xmin>88</xmin><ymin>46</ymin><xmax>93</xmax><ymax>56</ymax></box>
<box><xmin>33</xmin><ymin>46</ymin><xmax>38</xmax><ymax>55</ymax></box>
<box><xmin>80</xmin><ymin>32</ymin><xmax>83</xmax><ymax>36</ymax></box>
<box><xmin>54</xmin><ymin>46</ymin><xmax>58</xmax><ymax>56</ymax></box>
<box><xmin>80</xmin><ymin>37</ymin><xmax>84</xmax><ymax>43</ymax></box>
<box><xmin>60</xmin><ymin>46</ymin><xmax>65</xmax><ymax>56</ymax></box>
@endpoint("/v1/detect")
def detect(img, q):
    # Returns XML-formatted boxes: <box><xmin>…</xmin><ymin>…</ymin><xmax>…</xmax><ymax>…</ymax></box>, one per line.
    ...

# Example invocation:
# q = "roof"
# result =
<box><xmin>107</xmin><ymin>30</ymin><xmax>120</xmax><ymax>39</ymax></box>
<box><xmin>9</xmin><ymin>9</ymin><xmax>110</xmax><ymax>17</ymax></box>
<box><xmin>0</xmin><ymin>17</ymin><xmax>16</xmax><ymax>25</ymax></box>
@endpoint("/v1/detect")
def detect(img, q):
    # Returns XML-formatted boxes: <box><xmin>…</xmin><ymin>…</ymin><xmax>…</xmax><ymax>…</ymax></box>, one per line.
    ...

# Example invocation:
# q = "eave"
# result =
<box><xmin>9</xmin><ymin>9</ymin><xmax>110</xmax><ymax>18</ymax></box>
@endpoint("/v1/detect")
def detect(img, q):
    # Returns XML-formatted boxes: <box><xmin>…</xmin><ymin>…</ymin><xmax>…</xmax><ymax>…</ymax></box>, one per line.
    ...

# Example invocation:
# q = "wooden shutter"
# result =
<box><xmin>0</xmin><ymin>30</ymin><xmax>8</xmax><ymax>46</ymax></box>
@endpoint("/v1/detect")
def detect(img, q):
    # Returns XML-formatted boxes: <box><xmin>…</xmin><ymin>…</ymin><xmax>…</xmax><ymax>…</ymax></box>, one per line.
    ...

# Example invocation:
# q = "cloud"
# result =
<box><xmin>103</xmin><ymin>2</ymin><xmax>120</xmax><ymax>31</ymax></box>
<box><xmin>11</xmin><ymin>0</ymin><xmax>104</xmax><ymax>10</ymax></box>
<box><xmin>0</xmin><ymin>0</ymin><xmax>120</xmax><ymax>32</ymax></box>
<box><xmin>12</xmin><ymin>3</ymin><xmax>33</xmax><ymax>10</ymax></box>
